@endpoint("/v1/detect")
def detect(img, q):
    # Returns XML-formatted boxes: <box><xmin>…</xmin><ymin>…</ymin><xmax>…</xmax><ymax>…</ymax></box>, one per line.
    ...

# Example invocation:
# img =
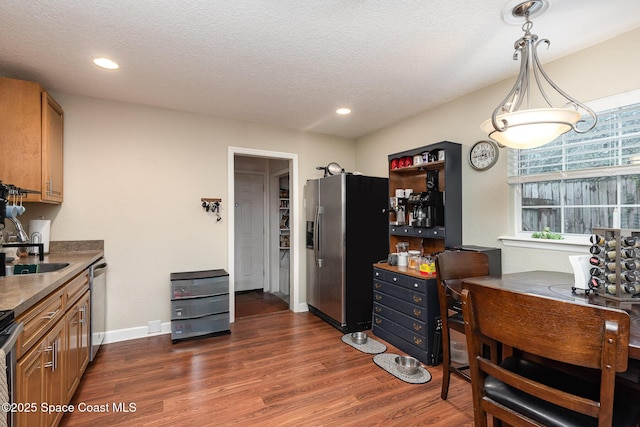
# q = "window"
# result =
<box><xmin>508</xmin><ymin>92</ymin><xmax>640</xmax><ymax>237</ymax></box>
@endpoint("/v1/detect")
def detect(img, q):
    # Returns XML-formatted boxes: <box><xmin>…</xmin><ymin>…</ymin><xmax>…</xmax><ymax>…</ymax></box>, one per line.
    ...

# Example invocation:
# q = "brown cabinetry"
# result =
<box><xmin>16</xmin><ymin>318</ymin><xmax>65</xmax><ymax>427</ymax></box>
<box><xmin>65</xmin><ymin>291</ymin><xmax>90</xmax><ymax>401</ymax></box>
<box><xmin>15</xmin><ymin>270</ymin><xmax>90</xmax><ymax>427</ymax></box>
<box><xmin>0</xmin><ymin>76</ymin><xmax>63</xmax><ymax>203</ymax></box>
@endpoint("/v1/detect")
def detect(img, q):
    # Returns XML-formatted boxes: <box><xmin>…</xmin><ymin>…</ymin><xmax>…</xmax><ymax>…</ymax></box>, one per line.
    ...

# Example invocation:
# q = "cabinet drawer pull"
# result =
<box><xmin>52</xmin><ymin>340</ymin><xmax>58</xmax><ymax>371</ymax></box>
<box><xmin>375</xmin><ymin>295</ymin><xmax>382</xmax><ymax>301</ymax></box>
<box><xmin>392</xmin><ymin>277</ymin><xmax>397</xmax><ymax>282</ymax></box>
<box><xmin>375</xmin><ymin>317</ymin><xmax>382</xmax><ymax>325</ymax></box>
<box><xmin>374</xmin><ymin>282</ymin><xmax>382</xmax><ymax>289</ymax></box>
<box><xmin>413</xmin><ymin>309</ymin><xmax>422</xmax><ymax>317</ymax></box>
<box><xmin>374</xmin><ymin>306</ymin><xmax>382</xmax><ymax>313</ymax></box>
<box><xmin>413</xmin><ymin>337</ymin><xmax>423</xmax><ymax>346</ymax></box>
<box><xmin>412</xmin><ymin>295</ymin><xmax>423</xmax><ymax>304</ymax></box>
<box><xmin>42</xmin><ymin>309</ymin><xmax>60</xmax><ymax>320</ymax></box>
<box><xmin>44</xmin><ymin>341</ymin><xmax>59</xmax><ymax>371</ymax></box>
<box><xmin>79</xmin><ymin>305</ymin><xmax>87</xmax><ymax>324</ymax></box>
<box><xmin>413</xmin><ymin>323</ymin><xmax>422</xmax><ymax>332</ymax></box>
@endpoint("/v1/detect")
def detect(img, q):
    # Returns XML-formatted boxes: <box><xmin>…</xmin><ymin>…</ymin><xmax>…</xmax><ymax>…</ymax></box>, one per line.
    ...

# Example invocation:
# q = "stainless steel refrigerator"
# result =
<box><xmin>305</xmin><ymin>173</ymin><xmax>389</xmax><ymax>333</ymax></box>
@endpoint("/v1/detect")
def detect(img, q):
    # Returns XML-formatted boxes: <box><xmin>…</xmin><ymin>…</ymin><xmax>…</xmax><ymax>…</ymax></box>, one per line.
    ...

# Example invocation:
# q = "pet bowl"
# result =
<box><xmin>394</xmin><ymin>356</ymin><xmax>420</xmax><ymax>375</ymax></box>
<box><xmin>351</xmin><ymin>331</ymin><xmax>368</xmax><ymax>345</ymax></box>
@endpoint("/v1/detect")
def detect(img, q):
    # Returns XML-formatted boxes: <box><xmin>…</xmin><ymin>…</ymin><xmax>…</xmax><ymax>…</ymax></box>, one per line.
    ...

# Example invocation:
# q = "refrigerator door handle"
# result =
<box><xmin>315</xmin><ymin>205</ymin><xmax>323</xmax><ymax>267</ymax></box>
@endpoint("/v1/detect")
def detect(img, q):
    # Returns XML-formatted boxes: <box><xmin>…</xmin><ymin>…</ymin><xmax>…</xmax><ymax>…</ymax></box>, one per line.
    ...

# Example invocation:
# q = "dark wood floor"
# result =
<box><xmin>235</xmin><ymin>289</ymin><xmax>289</xmax><ymax>319</ymax></box>
<box><xmin>59</xmin><ymin>310</ymin><xmax>474</xmax><ymax>426</ymax></box>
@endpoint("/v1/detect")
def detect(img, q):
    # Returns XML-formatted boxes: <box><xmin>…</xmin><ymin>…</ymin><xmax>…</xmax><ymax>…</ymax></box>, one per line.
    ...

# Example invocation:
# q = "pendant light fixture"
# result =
<box><xmin>481</xmin><ymin>0</ymin><xmax>597</xmax><ymax>149</ymax></box>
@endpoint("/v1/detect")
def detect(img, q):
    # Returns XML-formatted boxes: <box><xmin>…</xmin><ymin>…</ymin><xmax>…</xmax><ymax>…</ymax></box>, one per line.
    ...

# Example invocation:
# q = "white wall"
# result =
<box><xmin>355</xmin><ymin>28</ymin><xmax>640</xmax><ymax>274</ymax></box>
<box><xmin>22</xmin><ymin>96</ymin><xmax>357</xmax><ymax>332</ymax></box>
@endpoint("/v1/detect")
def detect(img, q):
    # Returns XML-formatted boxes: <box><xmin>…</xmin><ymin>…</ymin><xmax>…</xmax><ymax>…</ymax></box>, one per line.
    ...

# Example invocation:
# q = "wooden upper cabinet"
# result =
<box><xmin>42</xmin><ymin>92</ymin><xmax>64</xmax><ymax>202</ymax></box>
<box><xmin>0</xmin><ymin>76</ymin><xmax>63</xmax><ymax>203</ymax></box>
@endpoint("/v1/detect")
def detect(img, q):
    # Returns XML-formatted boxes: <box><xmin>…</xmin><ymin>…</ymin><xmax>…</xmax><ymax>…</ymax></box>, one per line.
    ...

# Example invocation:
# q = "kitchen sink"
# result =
<box><xmin>11</xmin><ymin>263</ymin><xmax>70</xmax><ymax>275</ymax></box>
<box><xmin>37</xmin><ymin>263</ymin><xmax>70</xmax><ymax>273</ymax></box>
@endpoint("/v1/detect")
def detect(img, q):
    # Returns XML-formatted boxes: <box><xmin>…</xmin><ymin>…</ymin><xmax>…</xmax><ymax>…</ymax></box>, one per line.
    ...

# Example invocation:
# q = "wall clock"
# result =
<box><xmin>469</xmin><ymin>140</ymin><xmax>499</xmax><ymax>170</ymax></box>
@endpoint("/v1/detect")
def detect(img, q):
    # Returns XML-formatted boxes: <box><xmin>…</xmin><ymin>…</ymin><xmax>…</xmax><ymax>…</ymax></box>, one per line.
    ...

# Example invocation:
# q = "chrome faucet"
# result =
<box><xmin>1</xmin><ymin>218</ymin><xmax>45</xmax><ymax>261</ymax></box>
<box><xmin>7</xmin><ymin>217</ymin><xmax>29</xmax><ymax>243</ymax></box>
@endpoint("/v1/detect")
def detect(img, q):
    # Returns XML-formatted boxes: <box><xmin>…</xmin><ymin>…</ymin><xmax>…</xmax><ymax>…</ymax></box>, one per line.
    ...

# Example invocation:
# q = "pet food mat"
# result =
<box><xmin>341</xmin><ymin>333</ymin><xmax>387</xmax><ymax>354</ymax></box>
<box><xmin>373</xmin><ymin>353</ymin><xmax>432</xmax><ymax>384</ymax></box>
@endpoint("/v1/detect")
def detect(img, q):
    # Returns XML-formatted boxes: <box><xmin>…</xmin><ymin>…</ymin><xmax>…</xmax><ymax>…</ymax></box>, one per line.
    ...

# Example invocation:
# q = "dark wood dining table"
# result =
<box><xmin>446</xmin><ymin>270</ymin><xmax>640</xmax><ymax>361</ymax></box>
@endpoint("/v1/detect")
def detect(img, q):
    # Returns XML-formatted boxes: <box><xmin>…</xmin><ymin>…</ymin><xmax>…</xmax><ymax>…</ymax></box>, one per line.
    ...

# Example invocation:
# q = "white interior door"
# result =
<box><xmin>234</xmin><ymin>172</ymin><xmax>265</xmax><ymax>292</ymax></box>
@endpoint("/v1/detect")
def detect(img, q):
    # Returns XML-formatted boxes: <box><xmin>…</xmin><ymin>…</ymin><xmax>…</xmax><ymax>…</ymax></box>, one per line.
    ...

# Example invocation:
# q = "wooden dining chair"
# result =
<box><xmin>461</xmin><ymin>281</ymin><xmax>640</xmax><ymax>427</ymax></box>
<box><xmin>435</xmin><ymin>250</ymin><xmax>490</xmax><ymax>400</ymax></box>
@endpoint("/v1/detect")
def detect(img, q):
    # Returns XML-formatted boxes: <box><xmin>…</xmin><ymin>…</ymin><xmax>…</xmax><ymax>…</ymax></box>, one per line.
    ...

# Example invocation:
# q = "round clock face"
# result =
<box><xmin>469</xmin><ymin>140</ymin><xmax>499</xmax><ymax>170</ymax></box>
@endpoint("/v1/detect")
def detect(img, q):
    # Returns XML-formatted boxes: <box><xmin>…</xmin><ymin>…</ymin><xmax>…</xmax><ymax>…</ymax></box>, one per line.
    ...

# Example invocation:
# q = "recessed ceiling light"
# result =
<box><xmin>92</xmin><ymin>57</ymin><xmax>119</xmax><ymax>70</ymax></box>
<box><xmin>336</xmin><ymin>108</ymin><xmax>351</xmax><ymax>115</ymax></box>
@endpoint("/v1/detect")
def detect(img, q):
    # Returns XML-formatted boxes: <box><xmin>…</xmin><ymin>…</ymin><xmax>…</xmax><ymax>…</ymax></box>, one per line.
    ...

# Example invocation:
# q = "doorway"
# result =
<box><xmin>228</xmin><ymin>147</ymin><xmax>299</xmax><ymax>322</ymax></box>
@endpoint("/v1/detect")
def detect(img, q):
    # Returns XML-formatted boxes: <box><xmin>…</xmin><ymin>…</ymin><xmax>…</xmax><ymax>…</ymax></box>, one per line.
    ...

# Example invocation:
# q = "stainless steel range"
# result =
<box><xmin>0</xmin><ymin>309</ymin><xmax>23</xmax><ymax>427</ymax></box>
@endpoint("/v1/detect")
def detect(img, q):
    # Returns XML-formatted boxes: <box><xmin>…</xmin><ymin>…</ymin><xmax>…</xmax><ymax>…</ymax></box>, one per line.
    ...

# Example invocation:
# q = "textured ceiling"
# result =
<box><xmin>1</xmin><ymin>0</ymin><xmax>639</xmax><ymax>139</ymax></box>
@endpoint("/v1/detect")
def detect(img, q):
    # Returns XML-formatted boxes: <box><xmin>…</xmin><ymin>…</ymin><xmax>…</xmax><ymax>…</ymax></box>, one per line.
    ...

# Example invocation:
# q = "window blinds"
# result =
<box><xmin>507</xmin><ymin>102</ymin><xmax>640</xmax><ymax>184</ymax></box>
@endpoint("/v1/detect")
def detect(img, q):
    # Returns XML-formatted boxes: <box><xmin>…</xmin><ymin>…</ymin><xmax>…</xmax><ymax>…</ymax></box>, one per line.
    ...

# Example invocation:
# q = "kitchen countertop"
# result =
<box><xmin>0</xmin><ymin>250</ymin><xmax>103</xmax><ymax>317</ymax></box>
<box><xmin>373</xmin><ymin>262</ymin><xmax>437</xmax><ymax>280</ymax></box>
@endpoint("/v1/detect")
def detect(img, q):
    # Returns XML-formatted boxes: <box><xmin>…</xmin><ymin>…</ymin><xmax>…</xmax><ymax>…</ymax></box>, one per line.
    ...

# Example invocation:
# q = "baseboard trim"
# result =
<box><xmin>104</xmin><ymin>305</ymin><xmax>308</xmax><ymax>344</ymax></box>
<box><xmin>104</xmin><ymin>322</ymin><xmax>172</xmax><ymax>344</ymax></box>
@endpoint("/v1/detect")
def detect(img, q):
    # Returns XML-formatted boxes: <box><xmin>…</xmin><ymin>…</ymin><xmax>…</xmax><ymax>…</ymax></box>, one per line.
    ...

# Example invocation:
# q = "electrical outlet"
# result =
<box><xmin>148</xmin><ymin>320</ymin><xmax>162</xmax><ymax>334</ymax></box>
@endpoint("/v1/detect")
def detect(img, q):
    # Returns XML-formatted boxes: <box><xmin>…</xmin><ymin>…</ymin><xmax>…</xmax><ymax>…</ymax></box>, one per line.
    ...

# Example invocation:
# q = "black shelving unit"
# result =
<box><xmin>372</xmin><ymin>141</ymin><xmax>462</xmax><ymax>365</ymax></box>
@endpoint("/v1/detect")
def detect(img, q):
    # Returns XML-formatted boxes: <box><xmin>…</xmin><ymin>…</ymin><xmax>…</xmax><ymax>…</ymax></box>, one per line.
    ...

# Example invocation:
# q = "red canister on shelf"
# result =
<box><xmin>390</xmin><ymin>158</ymin><xmax>399</xmax><ymax>170</ymax></box>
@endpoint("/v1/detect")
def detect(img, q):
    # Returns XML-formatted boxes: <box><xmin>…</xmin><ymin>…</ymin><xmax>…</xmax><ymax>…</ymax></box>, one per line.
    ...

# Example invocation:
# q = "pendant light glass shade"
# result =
<box><xmin>481</xmin><ymin>108</ymin><xmax>580</xmax><ymax>149</ymax></box>
<box><xmin>483</xmin><ymin>1</ymin><xmax>596</xmax><ymax>149</ymax></box>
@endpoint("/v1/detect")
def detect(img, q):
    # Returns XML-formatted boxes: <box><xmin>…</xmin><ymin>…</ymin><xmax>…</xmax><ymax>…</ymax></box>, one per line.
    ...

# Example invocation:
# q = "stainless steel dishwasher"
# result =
<box><xmin>89</xmin><ymin>258</ymin><xmax>107</xmax><ymax>361</ymax></box>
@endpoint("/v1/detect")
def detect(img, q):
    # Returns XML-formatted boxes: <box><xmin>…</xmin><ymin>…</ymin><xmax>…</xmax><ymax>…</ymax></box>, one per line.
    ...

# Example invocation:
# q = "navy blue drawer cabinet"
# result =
<box><xmin>372</xmin><ymin>266</ymin><xmax>439</xmax><ymax>365</ymax></box>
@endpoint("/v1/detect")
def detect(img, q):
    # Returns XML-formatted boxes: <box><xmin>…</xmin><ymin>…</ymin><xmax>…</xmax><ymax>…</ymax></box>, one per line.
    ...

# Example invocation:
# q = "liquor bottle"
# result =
<box><xmin>623</xmin><ymin>283</ymin><xmax>638</xmax><ymax>294</ymax></box>
<box><xmin>589</xmin><ymin>267</ymin><xmax>604</xmax><ymax>277</ymax></box>
<box><xmin>589</xmin><ymin>256</ymin><xmax>605</xmax><ymax>267</ymax></box>
<box><xmin>590</xmin><ymin>234</ymin><xmax>604</xmax><ymax>245</ymax></box>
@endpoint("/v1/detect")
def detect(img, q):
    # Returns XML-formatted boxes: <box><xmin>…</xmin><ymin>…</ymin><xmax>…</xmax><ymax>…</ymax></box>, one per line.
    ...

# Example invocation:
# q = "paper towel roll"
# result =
<box><xmin>29</xmin><ymin>219</ymin><xmax>51</xmax><ymax>254</ymax></box>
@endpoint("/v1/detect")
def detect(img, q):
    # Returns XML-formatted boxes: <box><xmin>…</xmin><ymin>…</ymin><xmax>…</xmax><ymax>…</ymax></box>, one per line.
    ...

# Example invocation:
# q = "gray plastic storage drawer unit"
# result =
<box><xmin>170</xmin><ymin>269</ymin><xmax>230</xmax><ymax>342</ymax></box>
